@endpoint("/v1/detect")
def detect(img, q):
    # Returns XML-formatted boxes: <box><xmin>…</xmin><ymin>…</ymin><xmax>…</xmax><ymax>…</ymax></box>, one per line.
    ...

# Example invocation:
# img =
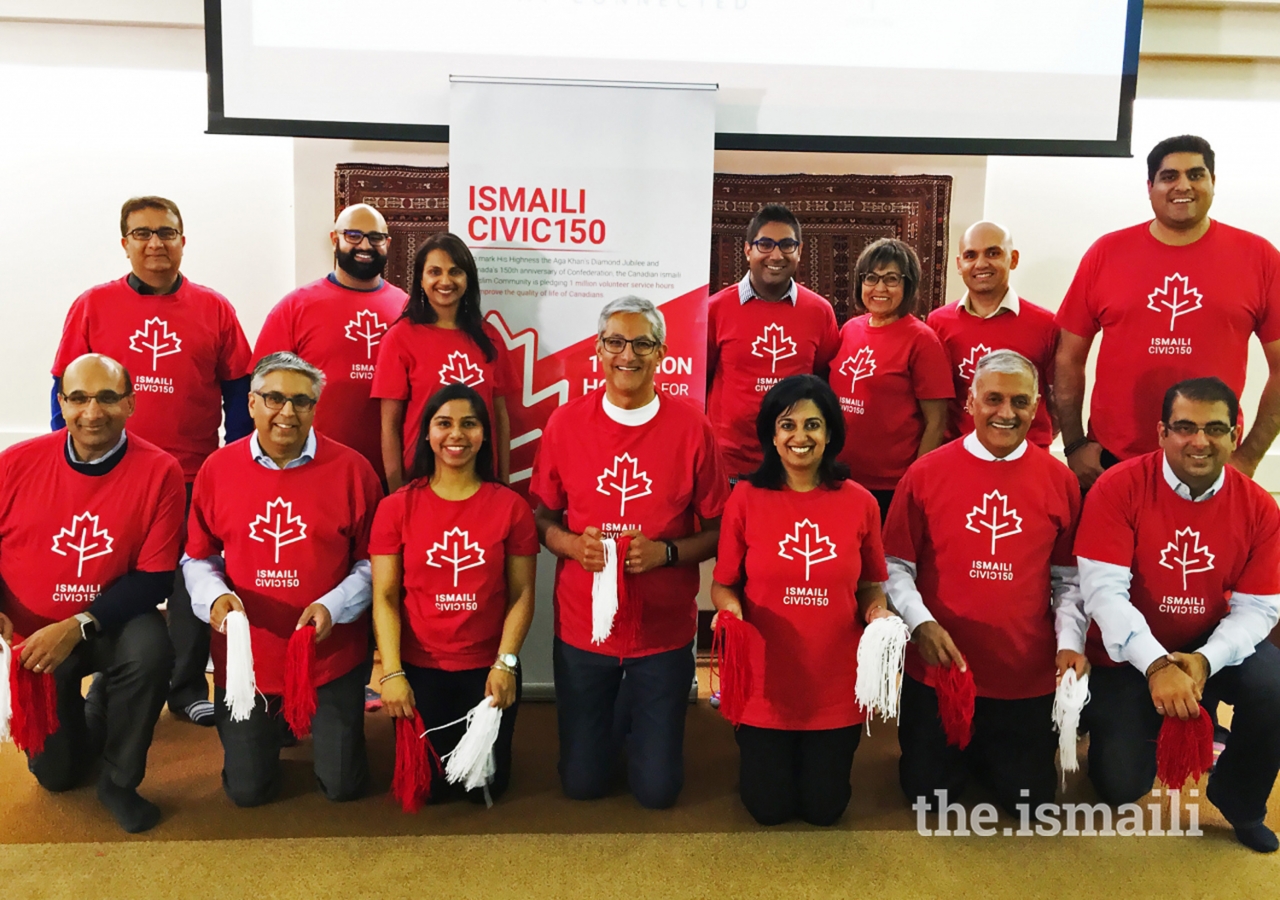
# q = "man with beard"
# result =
<box><xmin>52</xmin><ymin>196</ymin><xmax>254</xmax><ymax>729</ymax></box>
<box><xmin>255</xmin><ymin>204</ymin><xmax>408</xmax><ymax>482</ymax></box>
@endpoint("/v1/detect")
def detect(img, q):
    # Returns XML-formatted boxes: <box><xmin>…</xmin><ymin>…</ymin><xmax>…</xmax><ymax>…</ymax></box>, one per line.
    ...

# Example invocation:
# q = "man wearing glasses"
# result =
<box><xmin>52</xmin><ymin>196</ymin><xmax>255</xmax><ymax>728</ymax></box>
<box><xmin>0</xmin><ymin>354</ymin><xmax>186</xmax><ymax>832</ymax></box>
<box><xmin>1055</xmin><ymin>135</ymin><xmax>1280</xmax><ymax>490</ymax></box>
<box><xmin>182</xmin><ymin>352</ymin><xmax>383</xmax><ymax>806</ymax></box>
<box><xmin>706</xmin><ymin>204</ymin><xmax>840</xmax><ymax>480</ymax></box>
<box><xmin>255</xmin><ymin>203</ymin><xmax>407</xmax><ymax>483</ymax></box>
<box><xmin>1076</xmin><ymin>377</ymin><xmax>1280</xmax><ymax>853</ymax></box>
<box><xmin>533</xmin><ymin>296</ymin><xmax>729</xmax><ymax>808</ymax></box>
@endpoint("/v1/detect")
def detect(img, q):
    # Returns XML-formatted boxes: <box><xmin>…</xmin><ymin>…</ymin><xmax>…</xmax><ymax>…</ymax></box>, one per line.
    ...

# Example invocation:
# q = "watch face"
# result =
<box><xmin>499</xmin><ymin>654</ymin><xmax>519</xmax><ymax>668</ymax></box>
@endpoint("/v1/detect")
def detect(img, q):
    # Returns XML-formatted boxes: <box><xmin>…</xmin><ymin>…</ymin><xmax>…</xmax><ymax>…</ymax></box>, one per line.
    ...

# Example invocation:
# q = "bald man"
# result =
<box><xmin>0</xmin><ymin>354</ymin><xmax>185</xmax><ymax>832</ymax></box>
<box><xmin>254</xmin><ymin>203</ymin><xmax>408</xmax><ymax>481</ymax></box>
<box><xmin>927</xmin><ymin>222</ymin><xmax>1059</xmax><ymax>448</ymax></box>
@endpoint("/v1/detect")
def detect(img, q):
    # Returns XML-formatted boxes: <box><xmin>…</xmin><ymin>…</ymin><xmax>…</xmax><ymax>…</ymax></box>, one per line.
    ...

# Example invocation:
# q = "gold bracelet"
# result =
<box><xmin>491</xmin><ymin>661</ymin><xmax>516</xmax><ymax>675</ymax></box>
<box><xmin>379</xmin><ymin>670</ymin><xmax>406</xmax><ymax>685</ymax></box>
<box><xmin>1145</xmin><ymin>657</ymin><xmax>1175</xmax><ymax>680</ymax></box>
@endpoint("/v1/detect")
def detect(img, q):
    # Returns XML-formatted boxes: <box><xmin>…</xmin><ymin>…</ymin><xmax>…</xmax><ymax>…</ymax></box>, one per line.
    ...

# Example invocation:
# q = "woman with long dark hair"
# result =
<box><xmin>369</xmin><ymin>382</ymin><xmax>537</xmax><ymax>803</ymax></box>
<box><xmin>372</xmin><ymin>233</ymin><xmax>515</xmax><ymax>490</ymax></box>
<box><xmin>711</xmin><ymin>374</ymin><xmax>895</xmax><ymax>827</ymax></box>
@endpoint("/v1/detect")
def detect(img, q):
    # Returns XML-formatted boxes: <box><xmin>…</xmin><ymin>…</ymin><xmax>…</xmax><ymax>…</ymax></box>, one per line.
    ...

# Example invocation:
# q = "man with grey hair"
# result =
<box><xmin>183</xmin><ymin>351</ymin><xmax>384</xmax><ymax>806</ymax></box>
<box><xmin>884</xmin><ymin>349</ymin><xmax>1086</xmax><ymax>816</ymax></box>
<box><xmin>531</xmin><ymin>296</ymin><xmax>729</xmax><ymax>808</ymax></box>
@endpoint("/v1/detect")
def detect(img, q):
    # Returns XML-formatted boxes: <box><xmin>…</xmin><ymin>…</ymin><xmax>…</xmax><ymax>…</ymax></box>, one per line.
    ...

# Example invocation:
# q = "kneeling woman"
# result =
<box><xmin>711</xmin><ymin>374</ymin><xmax>895</xmax><ymax>826</ymax></box>
<box><xmin>371</xmin><ymin>383</ymin><xmax>537</xmax><ymax>802</ymax></box>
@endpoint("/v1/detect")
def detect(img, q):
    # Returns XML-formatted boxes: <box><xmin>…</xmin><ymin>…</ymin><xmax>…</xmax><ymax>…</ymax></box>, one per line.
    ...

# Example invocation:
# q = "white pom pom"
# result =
<box><xmin>0</xmin><ymin>634</ymin><xmax>12</xmax><ymax>743</ymax></box>
<box><xmin>444</xmin><ymin>698</ymin><xmax>504</xmax><ymax>796</ymax></box>
<box><xmin>1052</xmin><ymin>669</ymin><xmax>1090</xmax><ymax>779</ymax></box>
<box><xmin>855</xmin><ymin>616</ymin><xmax>911</xmax><ymax>726</ymax></box>
<box><xmin>222</xmin><ymin>610</ymin><xmax>258</xmax><ymax>722</ymax></box>
<box><xmin>591</xmin><ymin>537</ymin><xmax>619</xmax><ymax>645</ymax></box>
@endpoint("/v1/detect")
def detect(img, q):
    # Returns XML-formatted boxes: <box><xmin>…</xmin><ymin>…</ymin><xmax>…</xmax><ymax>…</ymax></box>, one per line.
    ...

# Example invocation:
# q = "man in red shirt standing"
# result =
<box><xmin>0</xmin><ymin>354</ymin><xmax>185</xmax><ymax>832</ymax></box>
<box><xmin>532</xmin><ymin>296</ymin><xmax>729</xmax><ymax>808</ymax></box>
<box><xmin>254</xmin><ymin>203</ymin><xmax>407</xmax><ymax>483</ymax></box>
<box><xmin>1055</xmin><ymin>135</ymin><xmax>1280</xmax><ymax>489</ymax></box>
<box><xmin>52</xmin><ymin>196</ymin><xmax>255</xmax><ymax>728</ymax></box>
<box><xmin>1076</xmin><ymin>376</ymin><xmax>1280</xmax><ymax>853</ymax></box>
<box><xmin>884</xmin><ymin>350</ymin><xmax>1085</xmax><ymax>816</ymax></box>
<box><xmin>928</xmin><ymin>221</ymin><xmax>1058</xmax><ymax>447</ymax></box>
<box><xmin>706</xmin><ymin>204</ymin><xmax>840</xmax><ymax>480</ymax></box>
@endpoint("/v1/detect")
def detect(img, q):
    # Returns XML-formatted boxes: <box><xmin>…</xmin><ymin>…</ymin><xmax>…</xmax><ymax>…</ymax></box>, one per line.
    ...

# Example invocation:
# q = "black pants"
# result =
<box><xmin>28</xmin><ymin>610</ymin><xmax>173</xmax><ymax>792</ymax></box>
<box><xmin>213</xmin><ymin>659</ymin><xmax>370</xmax><ymax>807</ymax></box>
<box><xmin>898</xmin><ymin>674</ymin><xmax>1057</xmax><ymax>816</ymax></box>
<box><xmin>167</xmin><ymin>483</ymin><xmax>210</xmax><ymax>712</ymax></box>
<box><xmin>405</xmin><ymin>663</ymin><xmax>521</xmax><ymax>803</ymax></box>
<box><xmin>1084</xmin><ymin>640</ymin><xmax>1280</xmax><ymax>826</ymax></box>
<box><xmin>553</xmin><ymin>637</ymin><xmax>694</xmax><ymax>809</ymax></box>
<box><xmin>735</xmin><ymin>724</ymin><xmax>861</xmax><ymax>826</ymax></box>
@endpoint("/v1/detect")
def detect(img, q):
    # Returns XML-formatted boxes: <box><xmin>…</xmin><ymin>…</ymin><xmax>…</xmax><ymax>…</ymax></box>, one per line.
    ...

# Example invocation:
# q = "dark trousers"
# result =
<box><xmin>898</xmin><ymin>674</ymin><xmax>1058</xmax><ymax>816</ymax></box>
<box><xmin>405</xmin><ymin>663</ymin><xmax>521</xmax><ymax>803</ymax></box>
<box><xmin>1084</xmin><ymin>640</ymin><xmax>1280</xmax><ymax>826</ymax></box>
<box><xmin>167</xmin><ymin>483</ymin><xmax>210</xmax><ymax>712</ymax></box>
<box><xmin>213</xmin><ymin>659</ymin><xmax>370</xmax><ymax>807</ymax></box>
<box><xmin>553</xmin><ymin>637</ymin><xmax>695</xmax><ymax>809</ymax></box>
<box><xmin>869</xmin><ymin>489</ymin><xmax>895</xmax><ymax>524</ymax></box>
<box><xmin>28</xmin><ymin>611</ymin><xmax>173</xmax><ymax>792</ymax></box>
<box><xmin>735</xmin><ymin>723</ymin><xmax>861</xmax><ymax>826</ymax></box>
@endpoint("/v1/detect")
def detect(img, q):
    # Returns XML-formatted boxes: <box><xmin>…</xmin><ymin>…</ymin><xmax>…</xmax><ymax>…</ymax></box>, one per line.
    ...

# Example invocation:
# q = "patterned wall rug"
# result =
<box><xmin>335</xmin><ymin>164</ymin><xmax>952</xmax><ymax>322</ymax></box>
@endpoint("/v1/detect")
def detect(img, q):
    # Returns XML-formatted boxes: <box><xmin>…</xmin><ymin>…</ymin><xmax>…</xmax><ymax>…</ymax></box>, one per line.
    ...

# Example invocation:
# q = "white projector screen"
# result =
<box><xmin>206</xmin><ymin>0</ymin><xmax>1142</xmax><ymax>155</ymax></box>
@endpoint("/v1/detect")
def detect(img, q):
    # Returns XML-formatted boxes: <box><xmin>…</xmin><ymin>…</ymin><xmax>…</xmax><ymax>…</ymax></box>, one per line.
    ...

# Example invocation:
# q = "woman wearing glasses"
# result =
<box><xmin>370</xmin><ymin>382</ymin><xmax>537</xmax><ymax>803</ymax></box>
<box><xmin>829</xmin><ymin>238</ymin><xmax>953</xmax><ymax>520</ymax></box>
<box><xmin>372</xmin><ymin>233</ymin><xmax>516</xmax><ymax>491</ymax></box>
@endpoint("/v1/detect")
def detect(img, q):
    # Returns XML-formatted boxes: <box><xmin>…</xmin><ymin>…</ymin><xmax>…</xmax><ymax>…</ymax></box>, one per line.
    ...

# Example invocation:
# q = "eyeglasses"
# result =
<box><xmin>60</xmin><ymin>390</ymin><xmax>131</xmax><ymax>407</ymax></box>
<box><xmin>1164</xmin><ymin>421</ymin><xmax>1233</xmax><ymax>438</ymax></box>
<box><xmin>126</xmin><ymin>227</ymin><xmax>182</xmax><ymax>242</ymax></box>
<box><xmin>749</xmin><ymin>237</ymin><xmax>801</xmax><ymax>254</ymax></box>
<box><xmin>862</xmin><ymin>272</ymin><xmax>905</xmax><ymax>288</ymax></box>
<box><xmin>255</xmin><ymin>391</ymin><xmax>318</xmax><ymax>411</ymax></box>
<box><xmin>599</xmin><ymin>336</ymin><xmax>660</xmax><ymax>356</ymax></box>
<box><xmin>338</xmin><ymin>229</ymin><xmax>390</xmax><ymax>247</ymax></box>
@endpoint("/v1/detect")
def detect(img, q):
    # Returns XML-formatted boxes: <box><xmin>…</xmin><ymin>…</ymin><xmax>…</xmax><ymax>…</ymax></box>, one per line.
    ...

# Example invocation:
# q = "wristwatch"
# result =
<box><xmin>495</xmin><ymin>653</ymin><xmax>520</xmax><ymax>671</ymax></box>
<box><xmin>74</xmin><ymin>612</ymin><xmax>98</xmax><ymax>641</ymax></box>
<box><xmin>662</xmin><ymin>540</ymin><xmax>679</xmax><ymax>567</ymax></box>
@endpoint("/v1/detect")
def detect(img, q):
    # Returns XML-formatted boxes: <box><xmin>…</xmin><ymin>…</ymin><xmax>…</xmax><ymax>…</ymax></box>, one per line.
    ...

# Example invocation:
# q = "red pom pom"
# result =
<box><xmin>613</xmin><ymin>536</ymin><xmax>642</xmax><ymax>653</ymax></box>
<box><xmin>283</xmin><ymin>626</ymin><xmax>317</xmax><ymax>738</ymax></box>
<box><xmin>392</xmin><ymin>712</ymin><xmax>440</xmax><ymax>814</ymax></box>
<box><xmin>711</xmin><ymin>613</ymin><xmax>759</xmax><ymax>728</ymax></box>
<box><xmin>1156</xmin><ymin>706</ymin><xmax>1215</xmax><ymax>790</ymax></box>
<box><xmin>934</xmin><ymin>663</ymin><xmax>975</xmax><ymax>750</ymax></box>
<box><xmin>9</xmin><ymin>638</ymin><xmax>59</xmax><ymax>756</ymax></box>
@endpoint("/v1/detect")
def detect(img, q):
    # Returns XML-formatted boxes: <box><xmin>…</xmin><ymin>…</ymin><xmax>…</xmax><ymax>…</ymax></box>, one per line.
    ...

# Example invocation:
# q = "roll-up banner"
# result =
<box><xmin>449</xmin><ymin>76</ymin><xmax>717</xmax><ymax>695</ymax></box>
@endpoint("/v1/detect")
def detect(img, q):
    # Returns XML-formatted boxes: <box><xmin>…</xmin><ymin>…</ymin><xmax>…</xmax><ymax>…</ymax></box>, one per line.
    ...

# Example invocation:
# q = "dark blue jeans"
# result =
<box><xmin>553</xmin><ymin>637</ymin><xmax>694</xmax><ymax>809</ymax></box>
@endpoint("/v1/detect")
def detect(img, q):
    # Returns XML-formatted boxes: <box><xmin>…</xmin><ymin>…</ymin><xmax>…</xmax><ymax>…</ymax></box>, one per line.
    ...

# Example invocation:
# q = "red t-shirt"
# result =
<box><xmin>185</xmin><ymin>434</ymin><xmax>383</xmax><ymax>694</ymax></box>
<box><xmin>1074</xmin><ymin>452</ymin><xmax>1280</xmax><ymax>667</ymax></box>
<box><xmin>1055</xmin><ymin>221</ymin><xmax>1280</xmax><ymax>459</ymax></box>
<box><xmin>830</xmin><ymin>314</ymin><xmax>953</xmax><ymax>491</ymax></box>
<box><xmin>0</xmin><ymin>432</ymin><xmax>185</xmax><ymax>638</ymax></box>
<box><xmin>253</xmin><ymin>276</ymin><xmax>407</xmax><ymax>480</ymax></box>
<box><xmin>371</xmin><ymin>319</ymin><xmax>516</xmax><ymax>473</ymax></box>
<box><xmin>52</xmin><ymin>276</ymin><xmax>254</xmax><ymax>480</ymax></box>
<box><xmin>529</xmin><ymin>390</ymin><xmax>730</xmax><ymax>657</ymax></box>
<box><xmin>927</xmin><ymin>296</ymin><xmax>1058</xmax><ymax>447</ymax></box>
<box><xmin>883</xmin><ymin>440</ymin><xmax>1080</xmax><ymax>699</ymax></box>
<box><xmin>706</xmin><ymin>283</ymin><xmax>841</xmax><ymax>478</ymax></box>
<box><xmin>713</xmin><ymin>480</ymin><xmax>888</xmax><ymax>730</ymax></box>
<box><xmin>368</xmin><ymin>480</ymin><xmax>538</xmax><ymax>671</ymax></box>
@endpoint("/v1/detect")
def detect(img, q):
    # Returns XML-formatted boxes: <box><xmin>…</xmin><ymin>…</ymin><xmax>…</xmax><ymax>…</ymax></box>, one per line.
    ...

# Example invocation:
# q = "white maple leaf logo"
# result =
<box><xmin>595</xmin><ymin>452</ymin><xmax>653</xmax><ymax>516</ymax></box>
<box><xmin>958</xmin><ymin>343</ymin><xmax>992</xmax><ymax>382</ymax></box>
<box><xmin>343</xmin><ymin>309</ymin><xmax>388</xmax><ymax>360</ymax></box>
<box><xmin>1159</xmin><ymin>527</ymin><xmax>1216</xmax><ymax>591</ymax></box>
<box><xmin>247</xmin><ymin>497</ymin><xmax>308</xmax><ymax>564</ymax></box>
<box><xmin>964</xmin><ymin>490</ymin><xmax>1023</xmax><ymax>555</ymax></box>
<box><xmin>751</xmin><ymin>324</ymin><xmax>798</xmax><ymax>373</ymax></box>
<box><xmin>1147</xmin><ymin>273</ymin><xmax>1204</xmax><ymax>332</ymax></box>
<box><xmin>425</xmin><ymin>527</ymin><xmax>487</xmax><ymax>588</ymax></box>
<box><xmin>777</xmin><ymin>518</ymin><xmax>839</xmax><ymax>581</ymax></box>
<box><xmin>51</xmin><ymin>511</ymin><xmax>115</xmax><ymax>578</ymax></box>
<box><xmin>438</xmin><ymin>351</ymin><xmax>485</xmax><ymax>387</ymax></box>
<box><xmin>838</xmin><ymin>347</ymin><xmax>877</xmax><ymax>394</ymax></box>
<box><xmin>128</xmin><ymin>317</ymin><xmax>182</xmax><ymax>371</ymax></box>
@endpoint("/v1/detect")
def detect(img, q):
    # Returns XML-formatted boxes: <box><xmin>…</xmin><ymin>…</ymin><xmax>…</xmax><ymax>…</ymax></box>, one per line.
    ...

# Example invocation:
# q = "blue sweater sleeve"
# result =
<box><xmin>51</xmin><ymin>377</ymin><xmax>65</xmax><ymax>430</ymax></box>
<box><xmin>221</xmin><ymin>376</ymin><xmax>253</xmax><ymax>442</ymax></box>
